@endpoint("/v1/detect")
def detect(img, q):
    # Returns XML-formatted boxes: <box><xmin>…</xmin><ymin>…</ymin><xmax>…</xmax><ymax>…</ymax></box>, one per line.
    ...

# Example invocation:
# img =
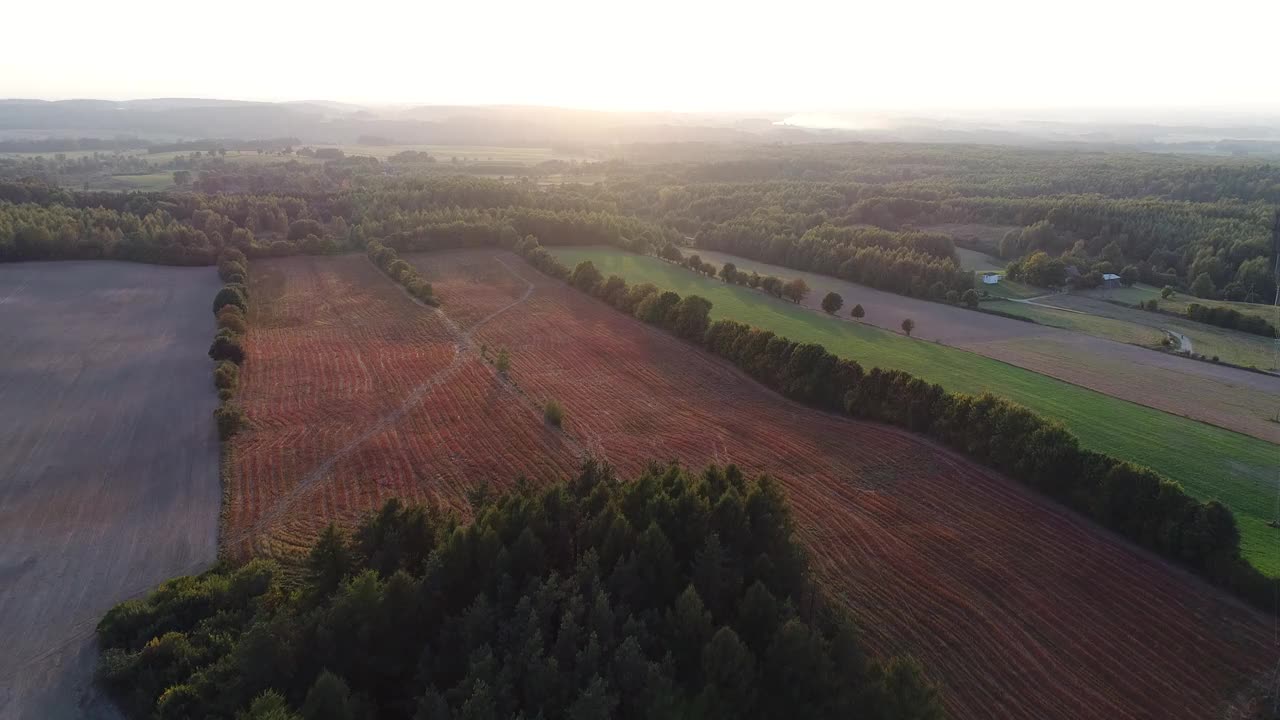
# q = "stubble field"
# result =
<box><xmin>226</xmin><ymin>249</ymin><xmax>1273</xmax><ymax>720</ymax></box>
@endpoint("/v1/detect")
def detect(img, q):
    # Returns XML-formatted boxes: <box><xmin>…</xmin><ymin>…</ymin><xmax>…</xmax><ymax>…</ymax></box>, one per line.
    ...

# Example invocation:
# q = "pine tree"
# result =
<box><xmin>300</xmin><ymin>671</ymin><xmax>354</xmax><ymax>720</ymax></box>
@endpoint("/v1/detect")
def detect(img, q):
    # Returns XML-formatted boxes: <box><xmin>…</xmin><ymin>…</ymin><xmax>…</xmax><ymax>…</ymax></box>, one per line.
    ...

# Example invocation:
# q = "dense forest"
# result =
<box><xmin>7</xmin><ymin>138</ymin><xmax>1273</xmax><ymax>304</ymax></box>
<box><xmin>605</xmin><ymin>175</ymin><xmax>1275</xmax><ymax>303</ymax></box>
<box><xmin>97</xmin><ymin>462</ymin><xmax>943</xmax><ymax>720</ymax></box>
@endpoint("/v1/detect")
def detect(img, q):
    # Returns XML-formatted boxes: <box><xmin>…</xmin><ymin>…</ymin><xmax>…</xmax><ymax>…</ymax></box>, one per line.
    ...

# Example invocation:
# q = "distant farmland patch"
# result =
<box><xmin>0</xmin><ymin>261</ymin><xmax>222</xmax><ymax>720</ymax></box>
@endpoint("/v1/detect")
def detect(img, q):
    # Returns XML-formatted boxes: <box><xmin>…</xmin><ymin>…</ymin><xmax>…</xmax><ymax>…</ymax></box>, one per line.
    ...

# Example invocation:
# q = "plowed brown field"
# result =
<box><xmin>227</xmin><ymin>250</ymin><xmax>1275</xmax><ymax>720</ymax></box>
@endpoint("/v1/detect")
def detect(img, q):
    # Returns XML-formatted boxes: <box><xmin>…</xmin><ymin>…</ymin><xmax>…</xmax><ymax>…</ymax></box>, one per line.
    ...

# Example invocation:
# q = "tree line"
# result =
<box><xmin>210</xmin><ymin>249</ymin><xmax>250</xmax><ymax>439</ymax></box>
<box><xmin>692</xmin><ymin>222</ymin><xmax>971</xmax><ymax>301</ymax></box>
<box><xmin>1184</xmin><ymin>302</ymin><xmax>1276</xmax><ymax>338</ymax></box>
<box><xmin>366</xmin><ymin>240</ymin><xmax>439</xmax><ymax>305</ymax></box>
<box><xmin>517</xmin><ymin>250</ymin><xmax>1272</xmax><ymax>611</ymax></box>
<box><xmin>96</xmin><ymin>461</ymin><xmax>944</xmax><ymax>720</ymax></box>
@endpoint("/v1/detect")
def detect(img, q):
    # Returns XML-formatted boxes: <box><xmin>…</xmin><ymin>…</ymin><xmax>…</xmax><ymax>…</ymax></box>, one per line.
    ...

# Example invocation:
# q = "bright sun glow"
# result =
<box><xmin>3</xmin><ymin>0</ymin><xmax>1279</xmax><ymax>113</ymax></box>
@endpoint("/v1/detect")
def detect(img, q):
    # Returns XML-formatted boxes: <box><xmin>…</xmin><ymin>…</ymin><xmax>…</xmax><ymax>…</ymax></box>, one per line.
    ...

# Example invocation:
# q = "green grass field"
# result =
<box><xmin>1007</xmin><ymin>290</ymin><xmax>1278</xmax><ymax>370</ymax></box>
<box><xmin>955</xmin><ymin>247</ymin><xmax>1006</xmax><ymax>272</ymax></box>
<box><xmin>1085</xmin><ymin>283</ymin><xmax>1277</xmax><ymax>325</ymax></box>
<box><xmin>553</xmin><ymin>247</ymin><xmax>1280</xmax><ymax>575</ymax></box>
<box><xmin>978</xmin><ymin>276</ymin><xmax>1042</xmax><ymax>299</ymax></box>
<box><xmin>88</xmin><ymin>172</ymin><xmax>175</xmax><ymax>191</ymax></box>
<box><xmin>989</xmin><ymin>300</ymin><xmax>1168</xmax><ymax>347</ymax></box>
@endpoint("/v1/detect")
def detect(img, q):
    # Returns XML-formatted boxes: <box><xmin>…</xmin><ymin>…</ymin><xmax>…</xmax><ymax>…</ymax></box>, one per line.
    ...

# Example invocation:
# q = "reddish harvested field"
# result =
<box><xmin>226</xmin><ymin>255</ymin><xmax>577</xmax><ymax>557</ymax></box>
<box><xmin>229</xmin><ymin>250</ymin><xmax>1274</xmax><ymax>720</ymax></box>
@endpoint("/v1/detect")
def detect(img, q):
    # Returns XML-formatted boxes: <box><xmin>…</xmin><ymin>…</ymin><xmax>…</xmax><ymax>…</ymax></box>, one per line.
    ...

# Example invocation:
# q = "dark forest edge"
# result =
<box><xmin>505</xmin><ymin>240</ymin><xmax>1272</xmax><ymax>613</ymax></box>
<box><xmin>97</xmin><ymin>461</ymin><xmax>945</xmax><ymax>720</ymax></box>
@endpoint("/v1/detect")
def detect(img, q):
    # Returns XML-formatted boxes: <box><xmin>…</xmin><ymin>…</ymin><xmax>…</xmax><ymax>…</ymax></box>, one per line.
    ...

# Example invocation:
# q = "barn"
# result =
<box><xmin>1102</xmin><ymin>273</ymin><xmax>1121</xmax><ymax>289</ymax></box>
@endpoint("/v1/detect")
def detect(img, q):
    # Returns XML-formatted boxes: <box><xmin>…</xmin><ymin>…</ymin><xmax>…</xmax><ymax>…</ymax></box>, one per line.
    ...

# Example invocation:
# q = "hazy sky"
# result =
<box><xmin>3</xmin><ymin>0</ymin><xmax>1278</xmax><ymax>113</ymax></box>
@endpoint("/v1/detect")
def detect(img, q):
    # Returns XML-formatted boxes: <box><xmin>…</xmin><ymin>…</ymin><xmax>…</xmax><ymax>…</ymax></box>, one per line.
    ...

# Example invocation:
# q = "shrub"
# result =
<box><xmin>213</xmin><ymin>286</ymin><xmax>248</xmax><ymax>314</ymax></box>
<box><xmin>217</xmin><ymin>259</ymin><xmax>247</xmax><ymax>283</ymax></box>
<box><xmin>570</xmin><ymin>260</ymin><xmax>604</xmax><ymax>293</ymax></box>
<box><xmin>213</xmin><ymin>361</ymin><xmax>239</xmax><ymax>390</ymax></box>
<box><xmin>214</xmin><ymin>402</ymin><xmax>246</xmax><ymax>440</ymax></box>
<box><xmin>209</xmin><ymin>330</ymin><xmax>246</xmax><ymax>364</ymax></box>
<box><xmin>1190</xmin><ymin>272</ymin><xmax>1216</xmax><ymax>298</ymax></box>
<box><xmin>1186</xmin><ymin>303</ymin><xmax>1277</xmax><ymax>337</ymax></box>
<box><xmin>543</xmin><ymin>400</ymin><xmax>564</xmax><ymax>427</ymax></box>
<box><xmin>821</xmin><ymin>292</ymin><xmax>843</xmax><ymax>314</ymax></box>
<box><xmin>216</xmin><ymin>307</ymin><xmax>247</xmax><ymax>334</ymax></box>
<box><xmin>782</xmin><ymin>277</ymin><xmax>809</xmax><ymax>303</ymax></box>
<box><xmin>666</xmin><ymin>295</ymin><xmax>713</xmax><ymax>340</ymax></box>
<box><xmin>496</xmin><ymin>349</ymin><xmax>511</xmax><ymax>373</ymax></box>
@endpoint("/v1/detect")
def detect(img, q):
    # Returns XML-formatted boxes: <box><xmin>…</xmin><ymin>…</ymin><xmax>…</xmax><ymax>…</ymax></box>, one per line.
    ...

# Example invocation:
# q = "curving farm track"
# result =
<box><xmin>227</xmin><ymin>250</ymin><xmax>1276</xmax><ymax>719</ymax></box>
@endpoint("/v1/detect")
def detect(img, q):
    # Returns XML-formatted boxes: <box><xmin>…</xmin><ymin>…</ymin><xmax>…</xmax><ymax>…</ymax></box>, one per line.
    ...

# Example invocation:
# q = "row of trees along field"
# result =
<box><xmin>524</xmin><ymin>246</ymin><xmax>1269</xmax><ymax>612</ymax></box>
<box><xmin>210</xmin><ymin>249</ymin><xmax>250</xmax><ymax>439</ymax></box>
<box><xmin>367</xmin><ymin>240</ymin><xmax>439</xmax><ymax>305</ymax></box>
<box><xmin>96</xmin><ymin>462</ymin><xmax>943</xmax><ymax>720</ymax></box>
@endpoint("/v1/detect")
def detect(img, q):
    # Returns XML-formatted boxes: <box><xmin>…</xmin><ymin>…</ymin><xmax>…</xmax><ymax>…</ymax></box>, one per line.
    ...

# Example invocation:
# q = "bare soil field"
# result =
<box><xmin>228</xmin><ymin>250</ymin><xmax>1273</xmax><ymax>720</ymax></box>
<box><xmin>0</xmin><ymin>261</ymin><xmax>222</xmax><ymax>720</ymax></box>
<box><xmin>691</xmin><ymin>248</ymin><xmax>1280</xmax><ymax>442</ymax></box>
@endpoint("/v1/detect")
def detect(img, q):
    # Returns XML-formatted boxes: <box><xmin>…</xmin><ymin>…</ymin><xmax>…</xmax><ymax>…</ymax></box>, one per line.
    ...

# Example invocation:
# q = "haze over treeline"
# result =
<box><xmin>3</xmin><ymin>99</ymin><xmax>1280</xmax><ymax>156</ymax></box>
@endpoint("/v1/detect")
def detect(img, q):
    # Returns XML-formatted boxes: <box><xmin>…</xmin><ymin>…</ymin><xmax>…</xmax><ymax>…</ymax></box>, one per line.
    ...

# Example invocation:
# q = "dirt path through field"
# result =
<box><xmin>227</xmin><ymin>257</ymin><xmax>555</xmax><ymax>548</ymax></box>
<box><xmin>227</xmin><ymin>256</ymin><xmax>583</xmax><ymax>558</ymax></box>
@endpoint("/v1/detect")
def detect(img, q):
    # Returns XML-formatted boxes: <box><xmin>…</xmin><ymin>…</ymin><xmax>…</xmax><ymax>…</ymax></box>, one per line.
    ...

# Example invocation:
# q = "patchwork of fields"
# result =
<box><xmin>221</xmin><ymin>250</ymin><xmax>1271</xmax><ymax>720</ymax></box>
<box><xmin>0</xmin><ymin>262</ymin><xmax>222</xmax><ymax>720</ymax></box>
<box><xmin>551</xmin><ymin>247</ymin><xmax>1280</xmax><ymax>575</ymax></box>
<box><xmin>1011</xmin><ymin>292</ymin><xmax>1280</xmax><ymax>371</ymax></box>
